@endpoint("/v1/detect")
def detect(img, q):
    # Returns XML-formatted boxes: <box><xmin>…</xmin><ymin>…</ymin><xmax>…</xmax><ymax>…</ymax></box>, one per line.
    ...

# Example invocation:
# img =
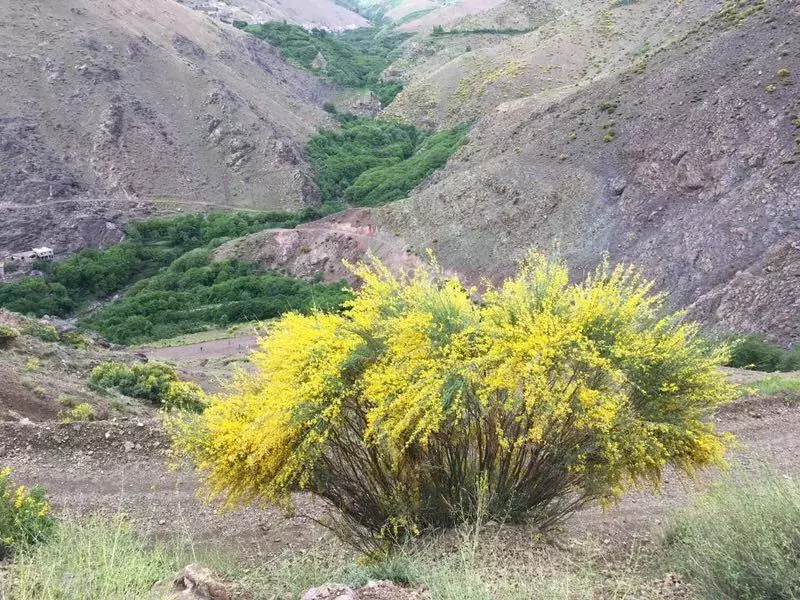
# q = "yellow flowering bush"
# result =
<box><xmin>0</xmin><ymin>468</ymin><xmax>55</xmax><ymax>558</ymax></box>
<box><xmin>175</xmin><ymin>254</ymin><xmax>735</xmax><ymax>550</ymax></box>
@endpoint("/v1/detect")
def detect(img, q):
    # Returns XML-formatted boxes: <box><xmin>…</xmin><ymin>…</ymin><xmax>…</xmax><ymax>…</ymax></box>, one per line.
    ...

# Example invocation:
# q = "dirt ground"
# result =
<box><xmin>146</xmin><ymin>336</ymin><xmax>259</xmax><ymax>362</ymax></box>
<box><xmin>2</xmin><ymin>394</ymin><xmax>799</xmax><ymax>566</ymax></box>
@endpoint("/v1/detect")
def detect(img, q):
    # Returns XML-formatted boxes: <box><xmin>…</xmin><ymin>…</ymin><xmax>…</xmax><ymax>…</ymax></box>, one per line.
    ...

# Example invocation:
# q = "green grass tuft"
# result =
<box><xmin>740</xmin><ymin>375</ymin><xmax>800</xmax><ymax>398</ymax></box>
<box><xmin>6</xmin><ymin>519</ymin><xmax>185</xmax><ymax>600</ymax></box>
<box><xmin>665</xmin><ymin>476</ymin><xmax>800</xmax><ymax>600</ymax></box>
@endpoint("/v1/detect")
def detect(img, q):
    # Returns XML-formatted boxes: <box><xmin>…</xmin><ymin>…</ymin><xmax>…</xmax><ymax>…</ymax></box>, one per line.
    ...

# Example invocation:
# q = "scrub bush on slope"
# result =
<box><xmin>175</xmin><ymin>254</ymin><xmax>734</xmax><ymax>552</ymax></box>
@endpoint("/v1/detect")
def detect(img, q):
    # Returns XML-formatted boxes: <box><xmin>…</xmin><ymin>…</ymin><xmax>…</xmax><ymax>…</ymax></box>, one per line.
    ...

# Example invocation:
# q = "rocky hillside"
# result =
<box><xmin>376</xmin><ymin>0</ymin><xmax>800</xmax><ymax>343</ymax></box>
<box><xmin>384</xmin><ymin>0</ymin><xmax>723</xmax><ymax>127</ymax></box>
<box><xmin>178</xmin><ymin>0</ymin><xmax>368</xmax><ymax>30</ymax></box>
<box><xmin>0</xmin><ymin>0</ymin><xmax>336</xmax><ymax>255</ymax></box>
<box><xmin>224</xmin><ymin>0</ymin><xmax>798</xmax><ymax>344</ymax></box>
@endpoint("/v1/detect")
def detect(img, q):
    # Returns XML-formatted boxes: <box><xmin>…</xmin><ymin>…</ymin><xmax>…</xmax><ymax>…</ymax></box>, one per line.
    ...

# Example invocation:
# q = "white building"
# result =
<box><xmin>8</xmin><ymin>247</ymin><xmax>54</xmax><ymax>262</ymax></box>
<box><xmin>33</xmin><ymin>247</ymin><xmax>54</xmax><ymax>260</ymax></box>
<box><xmin>11</xmin><ymin>251</ymin><xmax>37</xmax><ymax>262</ymax></box>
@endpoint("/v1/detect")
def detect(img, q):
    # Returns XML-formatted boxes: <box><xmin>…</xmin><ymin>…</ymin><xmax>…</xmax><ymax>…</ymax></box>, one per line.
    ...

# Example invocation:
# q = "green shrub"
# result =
<box><xmin>91</xmin><ymin>361</ymin><xmax>177</xmax><ymax>404</ymax></box>
<box><xmin>0</xmin><ymin>468</ymin><xmax>55</xmax><ymax>559</ymax></box>
<box><xmin>61</xmin><ymin>331</ymin><xmax>88</xmax><ymax>349</ymax></box>
<box><xmin>727</xmin><ymin>333</ymin><xmax>800</xmax><ymax>372</ymax></box>
<box><xmin>23</xmin><ymin>322</ymin><xmax>59</xmax><ymax>343</ymax></box>
<box><xmin>90</xmin><ymin>361</ymin><xmax>207</xmax><ymax>412</ymax></box>
<box><xmin>0</xmin><ymin>325</ymin><xmax>19</xmax><ymax>347</ymax></box>
<box><xmin>162</xmin><ymin>381</ymin><xmax>207</xmax><ymax>413</ymax></box>
<box><xmin>60</xmin><ymin>402</ymin><xmax>97</xmax><ymax>423</ymax></box>
<box><xmin>176</xmin><ymin>254</ymin><xmax>733</xmax><ymax>552</ymax></box>
<box><xmin>665</xmin><ymin>476</ymin><xmax>800</xmax><ymax>599</ymax></box>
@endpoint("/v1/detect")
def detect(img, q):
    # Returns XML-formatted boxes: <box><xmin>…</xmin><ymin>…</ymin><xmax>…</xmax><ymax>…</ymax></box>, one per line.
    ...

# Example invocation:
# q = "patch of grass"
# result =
<box><xmin>229</xmin><ymin>527</ymin><xmax>643</xmax><ymax>600</ymax></box>
<box><xmin>2</xmin><ymin>515</ymin><xmax>647</xmax><ymax>600</ymax></box>
<box><xmin>740</xmin><ymin>375</ymin><xmax>800</xmax><ymax>400</ymax></box>
<box><xmin>136</xmin><ymin>326</ymin><xmax>256</xmax><ymax>349</ymax></box>
<box><xmin>6</xmin><ymin>519</ymin><xmax>186</xmax><ymax>600</ymax></box>
<box><xmin>59</xmin><ymin>402</ymin><xmax>97</xmax><ymax>423</ymax></box>
<box><xmin>665</xmin><ymin>476</ymin><xmax>800</xmax><ymax>600</ymax></box>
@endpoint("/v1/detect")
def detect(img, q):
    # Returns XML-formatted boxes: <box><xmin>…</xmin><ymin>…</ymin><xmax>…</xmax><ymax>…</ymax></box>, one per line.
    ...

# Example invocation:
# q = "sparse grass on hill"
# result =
<box><xmin>5</xmin><ymin>519</ymin><xmax>188</xmax><ymax>600</ymax></box>
<box><xmin>665</xmin><ymin>475</ymin><xmax>800</xmax><ymax>600</ymax></box>
<box><xmin>739</xmin><ymin>375</ymin><xmax>800</xmax><ymax>401</ymax></box>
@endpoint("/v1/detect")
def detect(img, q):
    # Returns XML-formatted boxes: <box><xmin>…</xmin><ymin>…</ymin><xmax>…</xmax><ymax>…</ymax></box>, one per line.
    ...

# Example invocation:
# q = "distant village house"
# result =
<box><xmin>9</xmin><ymin>247</ymin><xmax>54</xmax><ymax>262</ymax></box>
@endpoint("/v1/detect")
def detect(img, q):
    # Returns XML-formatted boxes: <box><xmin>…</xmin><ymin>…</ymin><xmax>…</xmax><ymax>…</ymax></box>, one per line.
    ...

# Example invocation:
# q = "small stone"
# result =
<box><xmin>152</xmin><ymin>564</ymin><xmax>231</xmax><ymax>600</ymax></box>
<box><xmin>300</xmin><ymin>585</ymin><xmax>357</xmax><ymax>600</ymax></box>
<box><xmin>609</xmin><ymin>176</ymin><xmax>627</xmax><ymax>195</ymax></box>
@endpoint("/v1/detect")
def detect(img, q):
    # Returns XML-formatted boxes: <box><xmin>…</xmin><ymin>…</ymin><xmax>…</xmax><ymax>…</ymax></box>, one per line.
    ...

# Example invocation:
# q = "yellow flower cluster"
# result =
<box><xmin>176</xmin><ymin>253</ymin><xmax>734</xmax><ymax>535</ymax></box>
<box><xmin>1</xmin><ymin>467</ymin><xmax>53</xmax><ymax>554</ymax></box>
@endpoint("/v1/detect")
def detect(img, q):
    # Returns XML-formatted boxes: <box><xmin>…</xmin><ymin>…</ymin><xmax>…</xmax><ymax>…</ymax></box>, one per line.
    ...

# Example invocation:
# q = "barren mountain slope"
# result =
<box><xmin>385</xmin><ymin>0</ymin><xmax>723</xmax><ymax>128</ymax></box>
<box><xmin>375</xmin><ymin>0</ymin><xmax>800</xmax><ymax>343</ymax></box>
<box><xmin>178</xmin><ymin>0</ymin><xmax>368</xmax><ymax>29</ymax></box>
<box><xmin>0</xmin><ymin>0</ymin><xmax>336</xmax><ymax>254</ymax></box>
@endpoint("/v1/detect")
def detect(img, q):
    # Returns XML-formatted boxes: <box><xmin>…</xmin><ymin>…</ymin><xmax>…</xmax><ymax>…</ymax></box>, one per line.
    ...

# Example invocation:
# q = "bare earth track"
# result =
<box><xmin>2</xmin><ymin>395</ymin><xmax>799</xmax><ymax>562</ymax></box>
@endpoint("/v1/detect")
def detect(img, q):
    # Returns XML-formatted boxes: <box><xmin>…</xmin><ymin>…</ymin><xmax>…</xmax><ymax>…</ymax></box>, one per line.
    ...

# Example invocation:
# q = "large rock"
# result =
<box><xmin>301</xmin><ymin>580</ymin><xmax>431</xmax><ymax>600</ymax></box>
<box><xmin>152</xmin><ymin>564</ymin><xmax>230</xmax><ymax>600</ymax></box>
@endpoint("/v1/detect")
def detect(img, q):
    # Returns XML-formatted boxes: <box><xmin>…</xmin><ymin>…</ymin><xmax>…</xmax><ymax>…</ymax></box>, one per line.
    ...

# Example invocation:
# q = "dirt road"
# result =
<box><xmin>3</xmin><ymin>395</ymin><xmax>799</xmax><ymax>561</ymax></box>
<box><xmin>145</xmin><ymin>336</ymin><xmax>259</xmax><ymax>362</ymax></box>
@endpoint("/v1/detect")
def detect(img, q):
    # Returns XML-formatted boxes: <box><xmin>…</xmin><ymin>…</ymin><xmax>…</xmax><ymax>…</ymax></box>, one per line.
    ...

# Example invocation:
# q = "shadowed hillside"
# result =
<box><xmin>0</xmin><ymin>0</ymin><xmax>338</xmax><ymax>254</ymax></box>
